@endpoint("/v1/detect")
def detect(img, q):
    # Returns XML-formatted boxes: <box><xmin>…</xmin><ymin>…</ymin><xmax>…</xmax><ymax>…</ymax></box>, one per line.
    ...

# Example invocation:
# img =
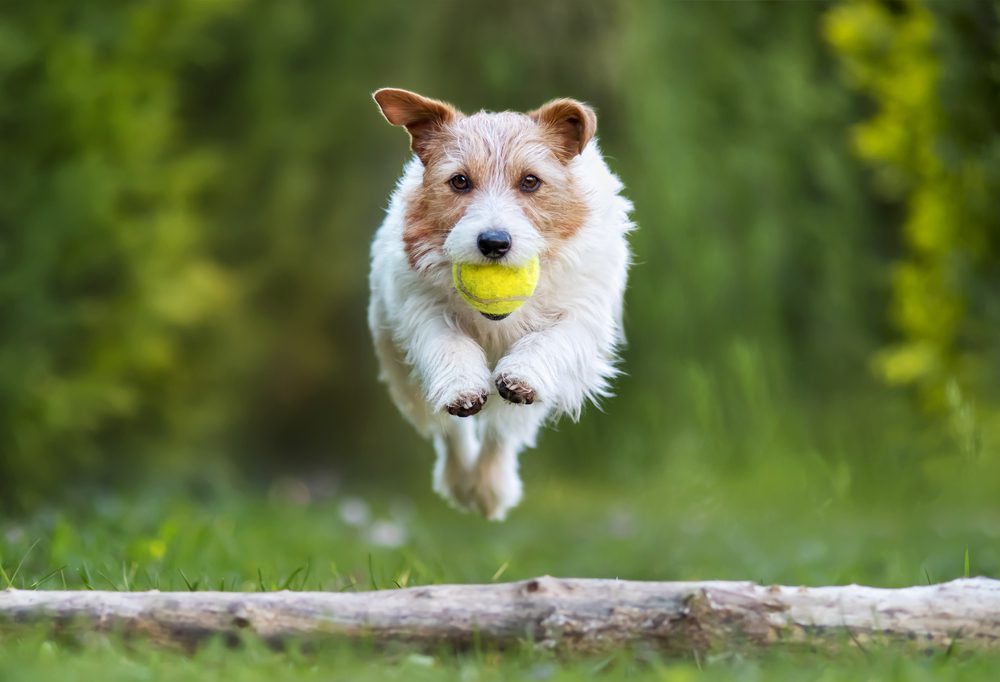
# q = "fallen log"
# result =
<box><xmin>2</xmin><ymin>577</ymin><xmax>999</xmax><ymax>654</ymax></box>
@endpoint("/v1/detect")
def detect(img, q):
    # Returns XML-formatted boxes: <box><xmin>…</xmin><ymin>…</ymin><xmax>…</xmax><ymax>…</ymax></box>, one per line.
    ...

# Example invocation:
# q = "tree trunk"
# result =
<box><xmin>2</xmin><ymin>577</ymin><xmax>999</xmax><ymax>654</ymax></box>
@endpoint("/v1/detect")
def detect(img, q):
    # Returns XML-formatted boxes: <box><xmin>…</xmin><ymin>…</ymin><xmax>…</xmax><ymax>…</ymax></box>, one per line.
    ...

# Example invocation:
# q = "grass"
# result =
<box><xmin>3</xmin><ymin>631</ymin><xmax>1000</xmax><ymax>682</ymax></box>
<box><xmin>1</xmin><ymin>436</ymin><xmax>999</xmax><ymax>680</ymax></box>
<box><xmin>3</xmin><ymin>630</ymin><xmax>1000</xmax><ymax>682</ymax></box>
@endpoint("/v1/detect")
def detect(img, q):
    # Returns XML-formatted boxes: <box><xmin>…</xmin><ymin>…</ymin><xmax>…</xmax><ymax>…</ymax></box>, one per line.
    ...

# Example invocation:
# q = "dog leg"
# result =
<box><xmin>493</xmin><ymin>319</ymin><xmax>620</xmax><ymax>419</ymax></box>
<box><xmin>389</xmin><ymin>295</ymin><xmax>492</xmax><ymax>417</ymax></box>
<box><xmin>464</xmin><ymin>404</ymin><xmax>549</xmax><ymax>520</ymax></box>
<box><xmin>468</xmin><ymin>431</ymin><xmax>523</xmax><ymax>521</ymax></box>
<box><xmin>431</xmin><ymin>417</ymin><xmax>480</xmax><ymax>512</ymax></box>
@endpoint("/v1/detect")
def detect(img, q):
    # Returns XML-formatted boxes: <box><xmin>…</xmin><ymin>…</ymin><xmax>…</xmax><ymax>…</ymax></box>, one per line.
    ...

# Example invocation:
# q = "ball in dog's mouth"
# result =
<box><xmin>452</xmin><ymin>257</ymin><xmax>540</xmax><ymax>319</ymax></box>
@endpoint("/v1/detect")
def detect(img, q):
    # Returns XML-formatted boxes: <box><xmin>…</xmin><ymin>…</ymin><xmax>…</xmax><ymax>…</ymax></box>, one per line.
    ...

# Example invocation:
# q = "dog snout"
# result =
<box><xmin>477</xmin><ymin>230</ymin><xmax>512</xmax><ymax>259</ymax></box>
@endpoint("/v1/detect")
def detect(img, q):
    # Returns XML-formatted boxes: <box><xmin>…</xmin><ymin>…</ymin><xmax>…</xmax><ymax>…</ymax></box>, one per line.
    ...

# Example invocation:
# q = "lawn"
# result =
<box><xmin>2</xmin><ymin>433</ymin><xmax>998</xmax><ymax>680</ymax></box>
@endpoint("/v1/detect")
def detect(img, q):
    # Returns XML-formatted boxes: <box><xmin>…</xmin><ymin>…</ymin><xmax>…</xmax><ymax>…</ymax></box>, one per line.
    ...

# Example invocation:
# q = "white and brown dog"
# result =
<box><xmin>369</xmin><ymin>88</ymin><xmax>633</xmax><ymax>520</ymax></box>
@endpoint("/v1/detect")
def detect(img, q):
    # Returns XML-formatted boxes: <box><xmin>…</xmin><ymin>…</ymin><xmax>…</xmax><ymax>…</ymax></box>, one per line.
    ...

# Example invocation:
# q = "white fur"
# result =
<box><xmin>443</xmin><ymin>193</ymin><xmax>546</xmax><ymax>267</ymax></box>
<box><xmin>369</xmin><ymin>140</ymin><xmax>634</xmax><ymax>520</ymax></box>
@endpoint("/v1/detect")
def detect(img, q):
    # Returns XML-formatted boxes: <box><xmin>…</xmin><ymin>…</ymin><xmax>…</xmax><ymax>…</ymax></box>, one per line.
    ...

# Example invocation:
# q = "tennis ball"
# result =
<box><xmin>452</xmin><ymin>256</ymin><xmax>540</xmax><ymax>320</ymax></box>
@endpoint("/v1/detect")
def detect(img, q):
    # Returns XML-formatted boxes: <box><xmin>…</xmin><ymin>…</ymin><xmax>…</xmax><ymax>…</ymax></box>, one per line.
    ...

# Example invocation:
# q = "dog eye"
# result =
<box><xmin>449</xmin><ymin>174</ymin><xmax>472</xmax><ymax>193</ymax></box>
<box><xmin>519</xmin><ymin>175</ymin><xmax>542</xmax><ymax>193</ymax></box>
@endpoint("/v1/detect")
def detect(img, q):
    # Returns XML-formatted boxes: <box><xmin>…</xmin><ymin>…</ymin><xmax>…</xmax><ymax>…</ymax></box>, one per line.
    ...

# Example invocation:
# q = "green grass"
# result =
<box><xmin>1</xmin><ymin>435</ymin><xmax>999</xmax><ymax>680</ymax></box>
<box><xmin>2</xmin><ymin>632</ymin><xmax>1000</xmax><ymax>682</ymax></box>
<box><xmin>2</xmin><ymin>631</ymin><xmax>999</xmax><ymax>682</ymax></box>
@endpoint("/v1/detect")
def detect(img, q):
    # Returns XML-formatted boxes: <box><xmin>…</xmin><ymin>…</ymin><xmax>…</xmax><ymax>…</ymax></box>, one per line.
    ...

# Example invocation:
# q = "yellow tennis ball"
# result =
<box><xmin>452</xmin><ymin>256</ymin><xmax>540</xmax><ymax>320</ymax></box>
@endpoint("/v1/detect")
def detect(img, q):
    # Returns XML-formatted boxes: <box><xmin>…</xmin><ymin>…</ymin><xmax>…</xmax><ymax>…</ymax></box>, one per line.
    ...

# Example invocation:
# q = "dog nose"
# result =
<box><xmin>477</xmin><ymin>230</ymin><xmax>512</xmax><ymax>259</ymax></box>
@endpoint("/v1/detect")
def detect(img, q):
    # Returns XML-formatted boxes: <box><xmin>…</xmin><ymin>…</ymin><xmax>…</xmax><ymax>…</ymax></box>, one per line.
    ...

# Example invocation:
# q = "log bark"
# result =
<box><xmin>2</xmin><ymin>577</ymin><xmax>999</xmax><ymax>654</ymax></box>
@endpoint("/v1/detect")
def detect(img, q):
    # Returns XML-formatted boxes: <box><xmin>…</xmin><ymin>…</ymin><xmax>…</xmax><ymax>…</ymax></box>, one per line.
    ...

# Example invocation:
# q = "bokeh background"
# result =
<box><xmin>1</xmin><ymin>0</ymin><xmax>998</xmax><ymax>565</ymax></box>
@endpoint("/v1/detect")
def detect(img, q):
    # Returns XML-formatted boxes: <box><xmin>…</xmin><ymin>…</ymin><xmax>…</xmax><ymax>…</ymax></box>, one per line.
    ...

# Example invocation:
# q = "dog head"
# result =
<box><xmin>374</xmin><ymin>88</ymin><xmax>596</xmax><ymax>272</ymax></box>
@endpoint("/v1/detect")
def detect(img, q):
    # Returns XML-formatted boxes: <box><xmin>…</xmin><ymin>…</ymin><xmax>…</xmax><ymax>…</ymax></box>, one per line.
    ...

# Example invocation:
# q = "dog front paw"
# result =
<box><xmin>446</xmin><ymin>390</ymin><xmax>488</xmax><ymax>417</ymax></box>
<box><xmin>495</xmin><ymin>373</ymin><xmax>536</xmax><ymax>405</ymax></box>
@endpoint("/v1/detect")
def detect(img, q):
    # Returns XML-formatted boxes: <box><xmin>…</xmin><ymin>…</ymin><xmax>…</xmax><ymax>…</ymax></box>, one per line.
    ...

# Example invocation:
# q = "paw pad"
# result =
<box><xmin>495</xmin><ymin>374</ymin><xmax>536</xmax><ymax>405</ymax></box>
<box><xmin>446</xmin><ymin>390</ymin><xmax>488</xmax><ymax>417</ymax></box>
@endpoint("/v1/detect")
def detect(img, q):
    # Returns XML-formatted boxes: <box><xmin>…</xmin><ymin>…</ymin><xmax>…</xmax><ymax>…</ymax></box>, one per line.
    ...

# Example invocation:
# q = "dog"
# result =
<box><xmin>369</xmin><ymin>88</ymin><xmax>634</xmax><ymax>520</ymax></box>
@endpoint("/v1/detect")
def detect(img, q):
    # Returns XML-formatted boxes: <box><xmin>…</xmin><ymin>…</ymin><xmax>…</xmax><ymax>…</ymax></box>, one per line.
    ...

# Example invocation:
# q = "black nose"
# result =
<box><xmin>477</xmin><ymin>230</ymin><xmax>512</xmax><ymax>259</ymax></box>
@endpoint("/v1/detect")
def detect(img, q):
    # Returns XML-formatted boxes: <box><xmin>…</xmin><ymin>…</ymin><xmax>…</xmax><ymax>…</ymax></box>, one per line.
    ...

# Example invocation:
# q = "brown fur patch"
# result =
<box><xmin>517</xmin><ymin>175</ymin><xmax>589</xmax><ymax>243</ymax></box>
<box><xmin>374</xmin><ymin>88</ymin><xmax>461</xmax><ymax>164</ymax></box>
<box><xmin>402</xmin><ymin>195</ymin><xmax>447</xmax><ymax>271</ymax></box>
<box><xmin>529</xmin><ymin>99</ymin><xmax>597</xmax><ymax>162</ymax></box>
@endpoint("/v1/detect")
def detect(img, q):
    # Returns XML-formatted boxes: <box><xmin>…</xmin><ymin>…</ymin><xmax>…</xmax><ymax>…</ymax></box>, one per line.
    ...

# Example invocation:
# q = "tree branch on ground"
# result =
<box><xmin>2</xmin><ymin>577</ymin><xmax>998</xmax><ymax>654</ymax></box>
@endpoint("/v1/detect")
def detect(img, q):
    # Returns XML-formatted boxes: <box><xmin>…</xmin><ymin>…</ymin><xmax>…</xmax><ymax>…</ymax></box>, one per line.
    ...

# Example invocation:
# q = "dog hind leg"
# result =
<box><xmin>466</xmin><ymin>404</ymin><xmax>550</xmax><ymax>520</ymax></box>
<box><xmin>432</xmin><ymin>417</ymin><xmax>480</xmax><ymax>512</ymax></box>
<box><xmin>468</xmin><ymin>432</ymin><xmax>523</xmax><ymax>521</ymax></box>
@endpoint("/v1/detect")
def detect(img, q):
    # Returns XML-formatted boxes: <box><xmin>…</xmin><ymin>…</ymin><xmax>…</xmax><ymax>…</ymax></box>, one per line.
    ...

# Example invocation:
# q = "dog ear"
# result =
<box><xmin>373</xmin><ymin>88</ymin><xmax>459</xmax><ymax>163</ymax></box>
<box><xmin>529</xmin><ymin>98</ymin><xmax>597</xmax><ymax>162</ymax></box>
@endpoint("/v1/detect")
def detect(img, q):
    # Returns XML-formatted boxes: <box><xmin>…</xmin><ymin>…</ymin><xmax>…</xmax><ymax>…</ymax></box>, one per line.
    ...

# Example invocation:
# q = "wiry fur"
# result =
<box><xmin>369</xmin><ymin>89</ymin><xmax>634</xmax><ymax>520</ymax></box>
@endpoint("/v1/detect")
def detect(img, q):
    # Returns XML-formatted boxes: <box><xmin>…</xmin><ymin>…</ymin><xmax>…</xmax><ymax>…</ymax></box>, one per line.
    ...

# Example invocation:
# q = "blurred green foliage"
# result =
<box><xmin>0</xmin><ymin>2</ymin><xmax>241</xmax><ymax>502</ymax></box>
<box><xmin>0</xmin><ymin>1</ymin><xmax>996</xmax><ymax>507</ymax></box>
<box><xmin>825</xmin><ymin>0</ymin><xmax>1000</xmax><ymax>425</ymax></box>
